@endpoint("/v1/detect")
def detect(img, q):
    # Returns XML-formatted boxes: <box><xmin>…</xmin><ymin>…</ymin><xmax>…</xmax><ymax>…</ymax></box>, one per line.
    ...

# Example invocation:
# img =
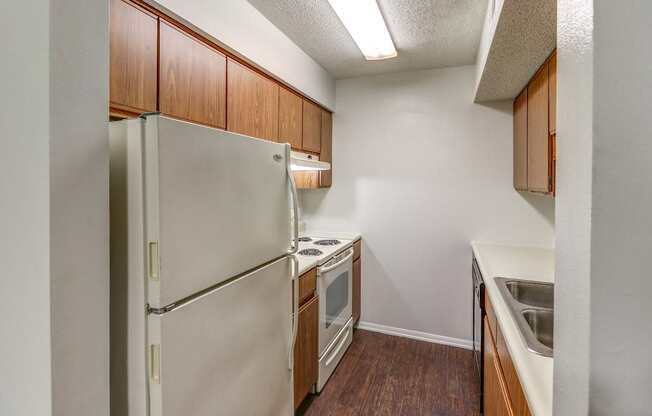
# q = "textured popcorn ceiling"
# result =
<box><xmin>247</xmin><ymin>0</ymin><xmax>487</xmax><ymax>79</ymax></box>
<box><xmin>474</xmin><ymin>0</ymin><xmax>556</xmax><ymax>102</ymax></box>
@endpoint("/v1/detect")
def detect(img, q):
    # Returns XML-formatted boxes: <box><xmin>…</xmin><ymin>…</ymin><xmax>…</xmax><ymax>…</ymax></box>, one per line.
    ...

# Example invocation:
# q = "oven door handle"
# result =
<box><xmin>318</xmin><ymin>248</ymin><xmax>354</xmax><ymax>275</ymax></box>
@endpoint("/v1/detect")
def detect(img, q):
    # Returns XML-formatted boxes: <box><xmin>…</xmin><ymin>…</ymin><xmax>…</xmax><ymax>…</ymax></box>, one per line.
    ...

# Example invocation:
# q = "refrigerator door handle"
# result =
<box><xmin>289</xmin><ymin>256</ymin><xmax>299</xmax><ymax>370</ymax></box>
<box><xmin>286</xmin><ymin>143</ymin><xmax>299</xmax><ymax>255</ymax></box>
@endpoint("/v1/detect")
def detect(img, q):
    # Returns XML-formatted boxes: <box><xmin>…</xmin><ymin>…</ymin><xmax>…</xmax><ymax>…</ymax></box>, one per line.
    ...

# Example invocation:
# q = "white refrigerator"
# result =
<box><xmin>109</xmin><ymin>115</ymin><xmax>299</xmax><ymax>416</ymax></box>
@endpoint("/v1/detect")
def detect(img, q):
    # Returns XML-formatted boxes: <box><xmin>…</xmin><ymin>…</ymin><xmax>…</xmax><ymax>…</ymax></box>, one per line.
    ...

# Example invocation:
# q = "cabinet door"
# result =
<box><xmin>484</xmin><ymin>320</ymin><xmax>514</xmax><ymax>416</ymax></box>
<box><xmin>227</xmin><ymin>59</ymin><xmax>279</xmax><ymax>141</ymax></box>
<box><xmin>526</xmin><ymin>63</ymin><xmax>550</xmax><ymax>193</ymax></box>
<box><xmin>497</xmin><ymin>326</ymin><xmax>532</xmax><ymax>416</ymax></box>
<box><xmin>159</xmin><ymin>21</ymin><xmax>227</xmax><ymax>129</ymax></box>
<box><xmin>293</xmin><ymin>171</ymin><xmax>320</xmax><ymax>189</ymax></box>
<box><xmin>294</xmin><ymin>296</ymin><xmax>318</xmax><ymax>410</ymax></box>
<box><xmin>298</xmin><ymin>268</ymin><xmax>317</xmax><ymax>307</ymax></box>
<box><xmin>278</xmin><ymin>87</ymin><xmax>303</xmax><ymax>149</ymax></box>
<box><xmin>548</xmin><ymin>51</ymin><xmax>557</xmax><ymax>135</ymax></box>
<box><xmin>513</xmin><ymin>89</ymin><xmax>528</xmax><ymax>191</ymax></box>
<box><xmin>302</xmin><ymin>100</ymin><xmax>321</xmax><ymax>153</ymax></box>
<box><xmin>109</xmin><ymin>0</ymin><xmax>158</xmax><ymax>114</ymax></box>
<box><xmin>319</xmin><ymin>110</ymin><xmax>333</xmax><ymax>188</ymax></box>
<box><xmin>353</xmin><ymin>257</ymin><xmax>361</xmax><ymax>325</ymax></box>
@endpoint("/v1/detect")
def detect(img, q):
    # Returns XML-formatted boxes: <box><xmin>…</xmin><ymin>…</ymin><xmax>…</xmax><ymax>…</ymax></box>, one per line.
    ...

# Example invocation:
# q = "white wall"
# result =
<box><xmin>590</xmin><ymin>2</ymin><xmax>652</xmax><ymax>410</ymax></box>
<box><xmin>1</xmin><ymin>1</ymin><xmax>109</xmax><ymax>415</ymax></box>
<box><xmin>553</xmin><ymin>0</ymin><xmax>592</xmax><ymax>414</ymax></box>
<box><xmin>555</xmin><ymin>2</ymin><xmax>652</xmax><ymax>414</ymax></box>
<box><xmin>589</xmin><ymin>3</ymin><xmax>652</xmax><ymax>413</ymax></box>
<box><xmin>0</xmin><ymin>1</ymin><xmax>52</xmax><ymax>415</ymax></box>
<box><xmin>50</xmin><ymin>0</ymin><xmax>110</xmax><ymax>415</ymax></box>
<box><xmin>149</xmin><ymin>0</ymin><xmax>335</xmax><ymax>110</ymax></box>
<box><xmin>300</xmin><ymin>66</ymin><xmax>554</xmax><ymax>342</ymax></box>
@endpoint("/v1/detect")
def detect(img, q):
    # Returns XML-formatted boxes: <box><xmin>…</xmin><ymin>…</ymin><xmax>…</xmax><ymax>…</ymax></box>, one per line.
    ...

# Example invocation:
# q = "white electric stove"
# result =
<box><xmin>295</xmin><ymin>236</ymin><xmax>354</xmax><ymax>392</ymax></box>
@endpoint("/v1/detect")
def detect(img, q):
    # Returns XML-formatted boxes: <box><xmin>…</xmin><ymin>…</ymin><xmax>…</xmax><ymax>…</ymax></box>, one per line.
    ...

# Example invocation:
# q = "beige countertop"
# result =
<box><xmin>295</xmin><ymin>255</ymin><xmax>319</xmax><ymax>276</ymax></box>
<box><xmin>471</xmin><ymin>241</ymin><xmax>554</xmax><ymax>416</ymax></box>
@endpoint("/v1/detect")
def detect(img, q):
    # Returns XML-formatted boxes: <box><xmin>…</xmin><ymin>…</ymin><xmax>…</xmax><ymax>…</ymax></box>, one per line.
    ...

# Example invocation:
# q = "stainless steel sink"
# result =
<box><xmin>495</xmin><ymin>278</ymin><xmax>554</xmax><ymax>357</ymax></box>
<box><xmin>522</xmin><ymin>309</ymin><xmax>554</xmax><ymax>350</ymax></box>
<box><xmin>504</xmin><ymin>280</ymin><xmax>554</xmax><ymax>309</ymax></box>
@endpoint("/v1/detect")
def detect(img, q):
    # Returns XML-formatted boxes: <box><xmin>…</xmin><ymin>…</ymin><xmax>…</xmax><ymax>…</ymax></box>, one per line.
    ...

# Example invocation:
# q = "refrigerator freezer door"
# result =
<box><xmin>144</xmin><ymin>116</ymin><xmax>293</xmax><ymax>308</ymax></box>
<box><xmin>148</xmin><ymin>256</ymin><xmax>294</xmax><ymax>416</ymax></box>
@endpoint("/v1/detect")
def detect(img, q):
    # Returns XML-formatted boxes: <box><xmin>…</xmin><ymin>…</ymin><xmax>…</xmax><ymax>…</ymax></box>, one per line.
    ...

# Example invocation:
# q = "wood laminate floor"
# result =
<box><xmin>298</xmin><ymin>329</ymin><xmax>480</xmax><ymax>416</ymax></box>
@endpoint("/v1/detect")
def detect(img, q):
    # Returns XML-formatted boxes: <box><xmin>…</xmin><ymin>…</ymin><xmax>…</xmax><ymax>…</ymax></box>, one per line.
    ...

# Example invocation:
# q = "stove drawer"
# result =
<box><xmin>317</xmin><ymin>317</ymin><xmax>353</xmax><ymax>392</ymax></box>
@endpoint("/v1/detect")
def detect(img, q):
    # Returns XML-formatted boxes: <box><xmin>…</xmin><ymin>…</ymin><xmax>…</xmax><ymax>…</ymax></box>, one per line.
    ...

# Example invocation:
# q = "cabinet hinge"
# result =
<box><xmin>148</xmin><ymin>241</ymin><xmax>159</xmax><ymax>281</ymax></box>
<box><xmin>150</xmin><ymin>344</ymin><xmax>161</xmax><ymax>384</ymax></box>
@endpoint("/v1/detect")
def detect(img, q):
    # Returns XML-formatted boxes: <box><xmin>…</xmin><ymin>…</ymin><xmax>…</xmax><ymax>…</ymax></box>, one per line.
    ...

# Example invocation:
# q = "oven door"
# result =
<box><xmin>317</xmin><ymin>248</ymin><xmax>354</xmax><ymax>356</ymax></box>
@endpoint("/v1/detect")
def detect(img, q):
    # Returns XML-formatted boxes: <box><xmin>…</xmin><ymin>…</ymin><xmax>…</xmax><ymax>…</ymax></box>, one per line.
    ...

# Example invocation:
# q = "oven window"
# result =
<box><xmin>326</xmin><ymin>270</ymin><xmax>349</xmax><ymax>328</ymax></box>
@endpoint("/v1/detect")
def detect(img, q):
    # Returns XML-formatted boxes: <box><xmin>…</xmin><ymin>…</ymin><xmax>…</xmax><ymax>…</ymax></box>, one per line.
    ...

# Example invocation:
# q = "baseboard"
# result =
<box><xmin>356</xmin><ymin>321</ymin><xmax>474</xmax><ymax>350</ymax></box>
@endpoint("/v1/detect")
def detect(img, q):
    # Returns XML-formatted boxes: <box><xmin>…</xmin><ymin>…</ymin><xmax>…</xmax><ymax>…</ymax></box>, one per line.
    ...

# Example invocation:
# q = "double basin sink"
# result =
<box><xmin>495</xmin><ymin>278</ymin><xmax>554</xmax><ymax>357</ymax></box>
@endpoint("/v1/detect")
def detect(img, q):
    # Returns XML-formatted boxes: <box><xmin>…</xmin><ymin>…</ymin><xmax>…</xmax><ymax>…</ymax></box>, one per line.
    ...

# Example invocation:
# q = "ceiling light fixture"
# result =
<box><xmin>327</xmin><ymin>0</ymin><xmax>397</xmax><ymax>61</ymax></box>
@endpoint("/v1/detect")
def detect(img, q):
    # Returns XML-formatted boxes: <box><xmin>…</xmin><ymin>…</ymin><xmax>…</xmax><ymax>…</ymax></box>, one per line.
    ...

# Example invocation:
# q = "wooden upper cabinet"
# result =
<box><xmin>159</xmin><ymin>21</ymin><xmax>226</xmax><ymax>129</ymax></box>
<box><xmin>109</xmin><ymin>0</ymin><xmax>158</xmax><ymax>114</ymax></box>
<box><xmin>278</xmin><ymin>87</ymin><xmax>303</xmax><ymax>149</ymax></box>
<box><xmin>548</xmin><ymin>51</ymin><xmax>557</xmax><ymax>135</ymax></box>
<box><xmin>526</xmin><ymin>62</ymin><xmax>550</xmax><ymax>193</ymax></box>
<box><xmin>227</xmin><ymin>59</ymin><xmax>279</xmax><ymax>141</ymax></box>
<box><xmin>319</xmin><ymin>110</ymin><xmax>333</xmax><ymax>187</ymax></box>
<box><xmin>302</xmin><ymin>100</ymin><xmax>322</xmax><ymax>153</ymax></box>
<box><xmin>513</xmin><ymin>89</ymin><xmax>528</xmax><ymax>191</ymax></box>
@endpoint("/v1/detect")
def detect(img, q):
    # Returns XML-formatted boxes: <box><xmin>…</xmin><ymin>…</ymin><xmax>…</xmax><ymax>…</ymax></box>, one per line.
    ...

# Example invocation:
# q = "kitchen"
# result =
<box><xmin>2</xmin><ymin>1</ymin><xmax>651</xmax><ymax>416</ymax></box>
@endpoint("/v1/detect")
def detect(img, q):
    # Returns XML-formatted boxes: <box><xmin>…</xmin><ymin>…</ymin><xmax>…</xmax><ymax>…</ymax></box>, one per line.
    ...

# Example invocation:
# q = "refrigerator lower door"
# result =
<box><xmin>148</xmin><ymin>256</ymin><xmax>294</xmax><ymax>416</ymax></box>
<box><xmin>143</xmin><ymin>115</ymin><xmax>294</xmax><ymax>308</ymax></box>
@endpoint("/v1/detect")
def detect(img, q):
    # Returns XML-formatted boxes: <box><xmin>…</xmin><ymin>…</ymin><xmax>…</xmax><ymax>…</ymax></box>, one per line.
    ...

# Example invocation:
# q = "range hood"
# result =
<box><xmin>290</xmin><ymin>151</ymin><xmax>331</xmax><ymax>171</ymax></box>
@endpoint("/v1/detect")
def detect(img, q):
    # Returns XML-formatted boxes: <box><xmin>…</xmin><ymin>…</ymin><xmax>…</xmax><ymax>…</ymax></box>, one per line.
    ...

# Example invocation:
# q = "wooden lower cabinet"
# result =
<box><xmin>298</xmin><ymin>268</ymin><xmax>317</xmax><ymax>306</ymax></box>
<box><xmin>484</xmin><ymin>320</ymin><xmax>514</xmax><ymax>416</ymax></box>
<box><xmin>353</xmin><ymin>257</ymin><xmax>361</xmax><ymax>325</ymax></box>
<box><xmin>497</xmin><ymin>327</ymin><xmax>532</xmax><ymax>415</ymax></box>
<box><xmin>484</xmin><ymin>294</ymin><xmax>532</xmax><ymax>416</ymax></box>
<box><xmin>294</xmin><ymin>295</ymin><xmax>318</xmax><ymax>410</ymax></box>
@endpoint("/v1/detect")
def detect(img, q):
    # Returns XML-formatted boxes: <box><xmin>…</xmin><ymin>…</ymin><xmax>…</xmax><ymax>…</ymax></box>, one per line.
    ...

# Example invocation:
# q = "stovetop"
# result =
<box><xmin>298</xmin><ymin>248</ymin><xmax>323</xmax><ymax>256</ymax></box>
<box><xmin>294</xmin><ymin>235</ymin><xmax>353</xmax><ymax>272</ymax></box>
<box><xmin>314</xmin><ymin>239</ymin><xmax>341</xmax><ymax>246</ymax></box>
